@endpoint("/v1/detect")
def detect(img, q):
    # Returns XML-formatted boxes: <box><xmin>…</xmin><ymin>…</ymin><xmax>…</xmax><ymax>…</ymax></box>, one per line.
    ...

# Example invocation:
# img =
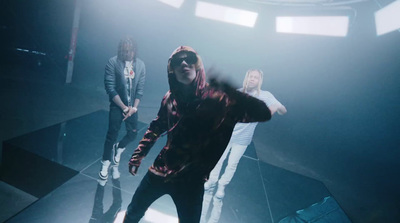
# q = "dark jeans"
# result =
<box><xmin>102</xmin><ymin>106</ymin><xmax>138</xmax><ymax>161</ymax></box>
<box><xmin>123</xmin><ymin>171</ymin><xmax>205</xmax><ymax>223</ymax></box>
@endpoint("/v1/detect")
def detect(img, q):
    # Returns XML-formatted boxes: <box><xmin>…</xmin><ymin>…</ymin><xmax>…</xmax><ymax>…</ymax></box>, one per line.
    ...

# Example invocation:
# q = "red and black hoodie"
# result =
<box><xmin>129</xmin><ymin>46</ymin><xmax>271</xmax><ymax>182</ymax></box>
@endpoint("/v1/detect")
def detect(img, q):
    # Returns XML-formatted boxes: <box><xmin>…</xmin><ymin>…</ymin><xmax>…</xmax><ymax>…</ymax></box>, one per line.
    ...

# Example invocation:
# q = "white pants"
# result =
<box><xmin>209</xmin><ymin>142</ymin><xmax>248</xmax><ymax>187</ymax></box>
<box><xmin>201</xmin><ymin>142</ymin><xmax>248</xmax><ymax>223</ymax></box>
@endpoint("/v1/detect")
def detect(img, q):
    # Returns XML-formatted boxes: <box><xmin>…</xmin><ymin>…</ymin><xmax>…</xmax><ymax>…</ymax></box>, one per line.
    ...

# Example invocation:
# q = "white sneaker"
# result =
<box><xmin>204</xmin><ymin>180</ymin><xmax>217</xmax><ymax>192</ymax></box>
<box><xmin>112</xmin><ymin>165</ymin><xmax>121</xmax><ymax>179</ymax></box>
<box><xmin>215</xmin><ymin>184</ymin><xmax>225</xmax><ymax>199</ymax></box>
<box><xmin>99</xmin><ymin>160</ymin><xmax>111</xmax><ymax>180</ymax></box>
<box><xmin>112</xmin><ymin>143</ymin><xmax>126</xmax><ymax>165</ymax></box>
<box><xmin>98</xmin><ymin>178</ymin><xmax>107</xmax><ymax>186</ymax></box>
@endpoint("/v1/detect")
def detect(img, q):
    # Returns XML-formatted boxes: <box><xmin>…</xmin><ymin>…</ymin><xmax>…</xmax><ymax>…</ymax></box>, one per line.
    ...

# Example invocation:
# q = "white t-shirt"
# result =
<box><xmin>124</xmin><ymin>61</ymin><xmax>134</xmax><ymax>105</ymax></box>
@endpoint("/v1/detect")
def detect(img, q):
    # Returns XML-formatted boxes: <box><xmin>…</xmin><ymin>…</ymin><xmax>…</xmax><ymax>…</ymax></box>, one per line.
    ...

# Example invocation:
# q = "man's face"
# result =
<box><xmin>121</xmin><ymin>44</ymin><xmax>135</xmax><ymax>61</ymax></box>
<box><xmin>171</xmin><ymin>52</ymin><xmax>197</xmax><ymax>85</ymax></box>
<box><xmin>247</xmin><ymin>70</ymin><xmax>261</xmax><ymax>90</ymax></box>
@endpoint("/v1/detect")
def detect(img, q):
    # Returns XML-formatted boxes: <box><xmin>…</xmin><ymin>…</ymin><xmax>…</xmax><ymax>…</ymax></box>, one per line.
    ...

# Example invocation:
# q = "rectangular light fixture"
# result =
<box><xmin>375</xmin><ymin>0</ymin><xmax>400</xmax><ymax>36</ymax></box>
<box><xmin>195</xmin><ymin>1</ymin><xmax>258</xmax><ymax>27</ymax></box>
<box><xmin>276</xmin><ymin>16</ymin><xmax>349</xmax><ymax>37</ymax></box>
<box><xmin>158</xmin><ymin>0</ymin><xmax>184</xmax><ymax>9</ymax></box>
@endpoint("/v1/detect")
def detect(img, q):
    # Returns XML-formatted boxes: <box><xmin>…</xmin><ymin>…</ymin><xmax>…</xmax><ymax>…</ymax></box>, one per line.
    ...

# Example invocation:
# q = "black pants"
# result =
<box><xmin>123</xmin><ymin>172</ymin><xmax>204</xmax><ymax>223</ymax></box>
<box><xmin>102</xmin><ymin>106</ymin><xmax>138</xmax><ymax>161</ymax></box>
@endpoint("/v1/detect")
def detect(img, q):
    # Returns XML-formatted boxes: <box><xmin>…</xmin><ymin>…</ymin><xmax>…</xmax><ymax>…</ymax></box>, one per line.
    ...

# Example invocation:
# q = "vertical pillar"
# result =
<box><xmin>66</xmin><ymin>0</ymin><xmax>82</xmax><ymax>84</ymax></box>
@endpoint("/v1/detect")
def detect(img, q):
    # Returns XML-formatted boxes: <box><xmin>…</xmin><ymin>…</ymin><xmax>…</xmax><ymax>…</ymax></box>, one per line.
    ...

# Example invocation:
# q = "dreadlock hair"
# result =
<box><xmin>242</xmin><ymin>69</ymin><xmax>263</xmax><ymax>96</ymax></box>
<box><xmin>117</xmin><ymin>36</ymin><xmax>137</xmax><ymax>61</ymax></box>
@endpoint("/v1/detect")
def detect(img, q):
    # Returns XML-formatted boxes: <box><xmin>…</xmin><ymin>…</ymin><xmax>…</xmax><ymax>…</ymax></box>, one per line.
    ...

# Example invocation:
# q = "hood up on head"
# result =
<box><xmin>167</xmin><ymin>46</ymin><xmax>207</xmax><ymax>102</ymax></box>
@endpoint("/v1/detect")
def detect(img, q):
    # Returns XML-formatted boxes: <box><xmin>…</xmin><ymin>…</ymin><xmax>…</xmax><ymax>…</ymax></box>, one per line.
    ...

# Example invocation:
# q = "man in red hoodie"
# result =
<box><xmin>123</xmin><ymin>46</ymin><xmax>275</xmax><ymax>223</ymax></box>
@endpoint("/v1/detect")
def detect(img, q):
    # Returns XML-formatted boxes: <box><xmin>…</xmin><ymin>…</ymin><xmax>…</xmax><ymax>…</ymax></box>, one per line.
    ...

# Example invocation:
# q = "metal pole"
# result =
<box><xmin>66</xmin><ymin>0</ymin><xmax>82</xmax><ymax>84</ymax></box>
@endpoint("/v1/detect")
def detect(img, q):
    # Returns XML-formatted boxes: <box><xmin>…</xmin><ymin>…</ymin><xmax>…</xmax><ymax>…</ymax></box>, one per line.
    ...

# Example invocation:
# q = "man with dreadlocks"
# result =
<box><xmin>201</xmin><ymin>69</ymin><xmax>287</xmax><ymax>223</ymax></box>
<box><xmin>99</xmin><ymin>36</ymin><xmax>146</xmax><ymax>181</ymax></box>
<box><xmin>123</xmin><ymin>47</ymin><xmax>276</xmax><ymax>223</ymax></box>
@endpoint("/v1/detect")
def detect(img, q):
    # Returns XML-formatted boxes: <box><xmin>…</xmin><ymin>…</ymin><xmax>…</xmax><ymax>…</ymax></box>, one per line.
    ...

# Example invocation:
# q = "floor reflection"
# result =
<box><xmin>2</xmin><ymin>111</ymin><xmax>347</xmax><ymax>223</ymax></box>
<box><xmin>90</xmin><ymin>166</ymin><xmax>122</xmax><ymax>223</ymax></box>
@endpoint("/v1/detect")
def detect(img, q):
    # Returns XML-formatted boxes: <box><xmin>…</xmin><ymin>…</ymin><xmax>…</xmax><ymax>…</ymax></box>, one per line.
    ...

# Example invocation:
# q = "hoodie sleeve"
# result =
<box><xmin>230</xmin><ymin>90</ymin><xmax>271</xmax><ymax>123</ymax></box>
<box><xmin>209</xmin><ymin>79</ymin><xmax>271</xmax><ymax>123</ymax></box>
<box><xmin>129</xmin><ymin>94</ymin><xmax>169</xmax><ymax>167</ymax></box>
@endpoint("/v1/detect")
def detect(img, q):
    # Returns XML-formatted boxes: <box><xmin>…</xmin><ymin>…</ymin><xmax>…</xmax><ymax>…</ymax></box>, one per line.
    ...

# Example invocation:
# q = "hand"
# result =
<box><xmin>129</xmin><ymin>153</ymin><xmax>140</xmax><ymax>176</ymax></box>
<box><xmin>277</xmin><ymin>105</ymin><xmax>287</xmax><ymax>115</ymax></box>
<box><xmin>268</xmin><ymin>103</ymin><xmax>279</xmax><ymax>116</ymax></box>
<box><xmin>123</xmin><ymin>107</ymin><xmax>137</xmax><ymax>121</ymax></box>
<box><xmin>128</xmin><ymin>163</ymin><xmax>139</xmax><ymax>176</ymax></box>
<box><xmin>208</xmin><ymin>78</ymin><xmax>237</xmax><ymax>96</ymax></box>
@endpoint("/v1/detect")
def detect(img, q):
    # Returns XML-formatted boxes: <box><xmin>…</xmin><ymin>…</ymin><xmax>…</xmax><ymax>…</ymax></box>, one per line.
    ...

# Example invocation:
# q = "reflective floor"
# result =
<box><xmin>1</xmin><ymin>110</ymin><xmax>348</xmax><ymax>223</ymax></box>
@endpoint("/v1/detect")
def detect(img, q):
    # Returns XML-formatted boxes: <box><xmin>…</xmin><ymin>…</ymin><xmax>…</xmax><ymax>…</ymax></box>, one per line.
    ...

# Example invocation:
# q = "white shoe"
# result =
<box><xmin>99</xmin><ymin>160</ymin><xmax>111</xmax><ymax>180</ymax></box>
<box><xmin>215</xmin><ymin>184</ymin><xmax>225</xmax><ymax>199</ymax></box>
<box><xmin>204</xmin><ymin>180</ymin><xmax>217</xmax><ymax>192</ymax></box>
<box><xmin>112</xmin><ymin>143</ymin><xmax>126</xmax><ymax>165</ymax></box>
<box><xmin>98</xmin><ymin>178</ymin><xmax>107</xmax><ymax>186</ymax></box>
<box><xmin>112</xmin><ymin>165</ymin><xmax>121</xmax><ymax>179</ymax></box>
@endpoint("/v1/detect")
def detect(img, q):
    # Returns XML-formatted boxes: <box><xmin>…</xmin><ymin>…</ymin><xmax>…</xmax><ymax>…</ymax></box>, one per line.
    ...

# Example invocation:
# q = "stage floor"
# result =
<box><xmin>1</xmin><ymin>110</ymin><xmax>349</xmax><ymax>223</ymax></box>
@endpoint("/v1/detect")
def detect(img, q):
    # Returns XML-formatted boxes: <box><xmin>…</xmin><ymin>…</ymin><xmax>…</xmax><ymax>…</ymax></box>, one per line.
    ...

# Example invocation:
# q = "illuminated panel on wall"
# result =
<box><xmin>158</xmin><ymin>0</ymin><xmax>184</xmax><ymax>8</ymax></box>
<box><xmin>195</xmin><ymin>1</ymin><xmax>258</xmax><ymax>27</ymax></box>
<box><xmin>375</xmin><ymin>0</ymin><xmax>400</xmax><ymax>36</ymax></box>
<box><xmin>276</xmin><ymin>16</ymin><xmax>349</xmax><ymax>37</ymax></box>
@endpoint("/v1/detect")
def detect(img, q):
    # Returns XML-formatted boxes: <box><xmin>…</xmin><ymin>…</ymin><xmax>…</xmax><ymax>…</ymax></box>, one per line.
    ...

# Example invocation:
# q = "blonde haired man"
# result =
<box><xmin>201</xmin><ymin>69</ymin><xmax>287</xmax><ymax>223</ymax></box>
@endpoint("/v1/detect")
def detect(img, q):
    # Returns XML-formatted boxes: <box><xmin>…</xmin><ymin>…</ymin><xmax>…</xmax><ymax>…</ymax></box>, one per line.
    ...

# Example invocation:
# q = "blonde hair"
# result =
<box><xmin>242</xmin><ymin>69</ymin><xmax>263</xmax><ymax>96</ymax></box>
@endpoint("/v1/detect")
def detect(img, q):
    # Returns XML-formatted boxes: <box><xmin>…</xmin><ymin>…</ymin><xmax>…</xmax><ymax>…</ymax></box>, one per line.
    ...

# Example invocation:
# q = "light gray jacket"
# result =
<box><xmin>104</xmin><ymin>56</ymin><xmax>146</xmax><ymax>106</ymax></box>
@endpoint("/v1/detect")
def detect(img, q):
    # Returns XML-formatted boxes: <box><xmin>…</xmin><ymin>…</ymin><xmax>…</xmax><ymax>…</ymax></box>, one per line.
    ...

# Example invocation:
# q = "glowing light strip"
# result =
<box><xmin>276</xmin><ymin>16</ymin><xmax>349</xmax><ymax>37</ymax></box>
<box><xmin>375</xmin><ymin>0</ymin><xmax>400</xmax><ymax>36</ymax></box>
<box><xmin>16</xmin><ymin>48</ymin><xmax>46</xmax><ymax>55</ymax></box>
<box><xmin>195</xmin><ymin>1</ymin><xmax>258</xmax><ymax>27</ymax></box>
<box><xmin>143</xmin><ymin>208</ymin><xmax>178</xmax><ymax>222</ymax></box>
<box><xmin>158</xmin><ymin>0</ymin><xmax>184</xmax><ymax>8</ymax></box>
<box><xmin>113</xmin><ymin>209</ymin><xmax>178</xmax><ymax>223</ymax></box>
